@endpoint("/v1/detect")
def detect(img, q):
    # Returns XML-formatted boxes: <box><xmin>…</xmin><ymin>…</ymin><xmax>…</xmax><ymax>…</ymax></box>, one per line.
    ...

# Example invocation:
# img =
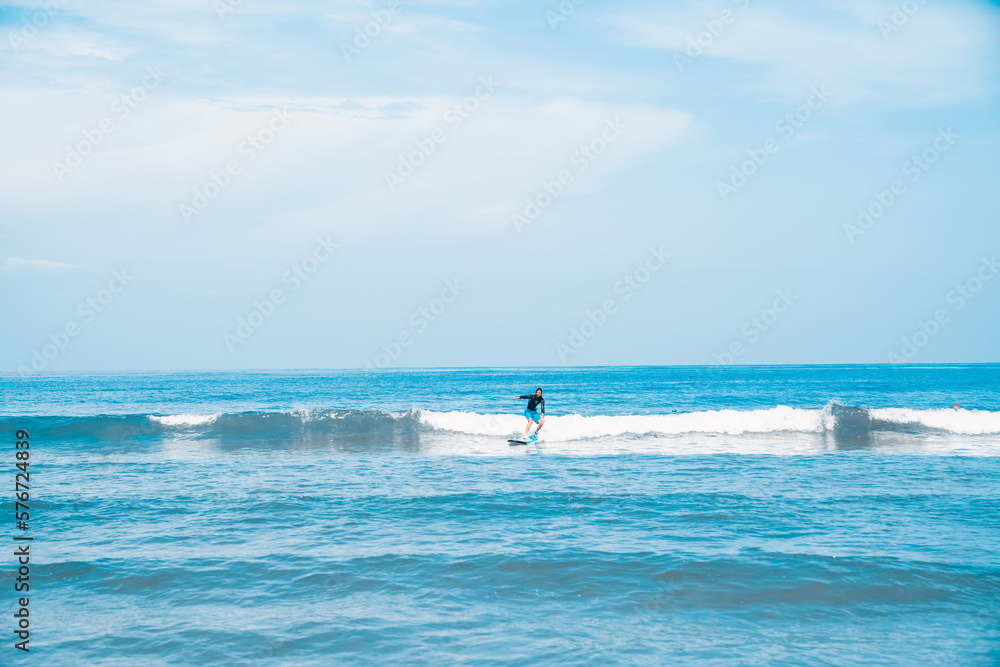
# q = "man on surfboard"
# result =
<box><xmin>515</xmin><ymin>388</ymin><xmax>545</xmax><ymax>440</ymax></box>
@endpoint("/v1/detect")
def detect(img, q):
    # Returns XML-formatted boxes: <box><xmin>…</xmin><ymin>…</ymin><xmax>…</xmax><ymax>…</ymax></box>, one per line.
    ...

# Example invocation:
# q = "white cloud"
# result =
<box><xmin>2</xmin><ymin>258</ymin><xmax>78</xmax><ymax>274</ymax></box>
<box><xmin>602</xmin><ymin>0</ymin><xmax>1000</xmax><ymax>105</ymax></box>
<box><xmin>0</xmin><ymin>85</ymin><xmax>691</xmax><ymax>239</ymax></box>
<box><xmin>61</xmin><ymin>35</ymin><xmax>132</xmax><ymax>61</ymax></box>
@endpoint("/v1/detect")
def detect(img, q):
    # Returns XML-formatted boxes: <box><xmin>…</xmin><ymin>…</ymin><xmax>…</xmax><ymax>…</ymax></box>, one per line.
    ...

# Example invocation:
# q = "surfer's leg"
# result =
<box><xmin>534</xmin><ymin>415</ymin><xmax>545</xmax><ymax>433</ymax></box>
<box><xmin>523</xmin><ymin>408</ymin><xmax>535</xmax><ymax>436</ymax></box>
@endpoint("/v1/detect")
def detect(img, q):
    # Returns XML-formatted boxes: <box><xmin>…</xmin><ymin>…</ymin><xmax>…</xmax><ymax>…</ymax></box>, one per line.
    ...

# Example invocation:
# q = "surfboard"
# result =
<box><xmin>508</xmin><ymin>439</ymin><xmax>529</xmax><ymax>445</ymax></box>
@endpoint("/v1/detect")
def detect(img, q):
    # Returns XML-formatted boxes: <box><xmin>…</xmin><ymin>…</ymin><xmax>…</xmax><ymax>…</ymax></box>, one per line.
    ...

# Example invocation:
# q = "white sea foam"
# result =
<box><xmin>418</xmin><ymin>405</ymin><xmax>1000</xmax><ymax>441</ymax></box>
<box><xmin>870</xmin><ymin>407</ymin><xmax>1000</xmax><ymax>435</ymax></box>
<box><xmin>418</xmin><ymin>406</ymin><xmax>833</xmax><ymax>441</ymax></box>
<box><xmin>149</xmin><ymin>414</ymin><xmax>220</xmax><ymax>427</ymax></box>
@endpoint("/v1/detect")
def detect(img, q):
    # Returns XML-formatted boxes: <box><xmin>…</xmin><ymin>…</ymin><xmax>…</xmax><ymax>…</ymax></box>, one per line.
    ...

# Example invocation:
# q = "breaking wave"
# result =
<box><xmin>419</xmin><ymin>405</ymin><xmax>1000</xmax><ymax>440</ymax></box>
<box><xmin>8</xmin><ymin>405</ymin><xmax>1000</xmax><ymax>448</ymax></box>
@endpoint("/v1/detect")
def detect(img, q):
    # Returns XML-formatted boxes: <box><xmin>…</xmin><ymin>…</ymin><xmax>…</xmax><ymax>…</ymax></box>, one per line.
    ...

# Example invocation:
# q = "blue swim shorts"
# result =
<box><xmin>524</xmin><ymin>408</ymin><xmax>542</xmax><ymax>422</ymax></box>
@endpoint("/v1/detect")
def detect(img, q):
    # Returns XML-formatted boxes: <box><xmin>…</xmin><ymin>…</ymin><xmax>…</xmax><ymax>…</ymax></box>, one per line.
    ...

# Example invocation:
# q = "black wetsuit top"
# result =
<box><xmin>519</xmin><ymin>395</ymin><xmax>545</xmax><ymax>413</ymax></box>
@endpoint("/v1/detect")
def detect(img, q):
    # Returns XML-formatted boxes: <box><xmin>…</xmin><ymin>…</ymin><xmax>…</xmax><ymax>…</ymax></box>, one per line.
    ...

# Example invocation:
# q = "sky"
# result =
<box><xmin>1</xmin><ymin>0</ymin><xmax>999</xmax><ymax>371</ymax></box>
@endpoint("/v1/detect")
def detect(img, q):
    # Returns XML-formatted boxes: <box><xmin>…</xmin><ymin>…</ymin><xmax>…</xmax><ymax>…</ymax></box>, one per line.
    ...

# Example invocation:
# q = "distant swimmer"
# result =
<box><xmin>515</xmin><ymin>388</ymin><xmax>545</xmax><ymax>441</ymax></box>
<box><xmin>952</xmin><ymin>404</ymin><xmax>961</xmax><ymax>409</ymax></box>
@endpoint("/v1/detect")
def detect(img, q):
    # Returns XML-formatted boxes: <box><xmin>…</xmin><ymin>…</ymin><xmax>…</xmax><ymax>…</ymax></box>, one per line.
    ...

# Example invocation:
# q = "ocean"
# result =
<box><xmin>3</xmin><ymin>365</ymin><xmax>999</xmax><ymax>665</ymax></box>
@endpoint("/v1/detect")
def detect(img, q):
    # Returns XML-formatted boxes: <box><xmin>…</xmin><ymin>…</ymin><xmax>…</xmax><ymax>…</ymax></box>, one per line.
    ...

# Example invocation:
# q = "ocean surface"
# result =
<box><xmin>2</xmin><ymin>365</ymin><xmax>999</xmax><ymax>665</ymax></box>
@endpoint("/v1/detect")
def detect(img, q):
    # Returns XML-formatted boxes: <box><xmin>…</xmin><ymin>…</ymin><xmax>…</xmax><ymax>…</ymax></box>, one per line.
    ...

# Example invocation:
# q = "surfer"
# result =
<box><xmin>516</xmin><ymin>388</ymin><xmax>545</xmax><ymax>439</ymax></box>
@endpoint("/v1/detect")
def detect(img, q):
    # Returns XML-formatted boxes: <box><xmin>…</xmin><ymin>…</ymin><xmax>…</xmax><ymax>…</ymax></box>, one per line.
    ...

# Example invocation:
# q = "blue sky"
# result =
<box><xmin>1</xmin><ymin>0</ymin><xmax>998</xmax><ymax>371</ymax></box>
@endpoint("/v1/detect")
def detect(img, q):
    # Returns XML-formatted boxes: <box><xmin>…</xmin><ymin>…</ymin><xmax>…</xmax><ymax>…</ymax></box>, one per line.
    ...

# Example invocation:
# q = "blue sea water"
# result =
<box><xmin>2</xmin><ymin>365</ymin><xmax>999</xmax><ymax>665</ymax></box>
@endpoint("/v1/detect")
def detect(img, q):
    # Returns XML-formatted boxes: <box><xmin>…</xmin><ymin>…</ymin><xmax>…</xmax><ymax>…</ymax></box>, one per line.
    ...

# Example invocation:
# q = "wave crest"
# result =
<box><xmin>419</xmin><ymin>405</ymin><xmax>1000</xmax><ymax>440</ymax></box>
<box><xmin>6</xmin><ymin>405</ymin><xmax>998</xmax><ymax>448</ymax></box>
<box><xmin>418</xmin><ymin>406</ymin><xmax>831</xmax><ymax>440</ymax></box>
<box><xmin>869</xmin><ymin>407</ymin><xmax>1000</xmax><ymax>435</ymax></box>
<box><xmin>149</xmin><ymin>414</ymin><xmax>220</xmax><ymax>427</ymax></box>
